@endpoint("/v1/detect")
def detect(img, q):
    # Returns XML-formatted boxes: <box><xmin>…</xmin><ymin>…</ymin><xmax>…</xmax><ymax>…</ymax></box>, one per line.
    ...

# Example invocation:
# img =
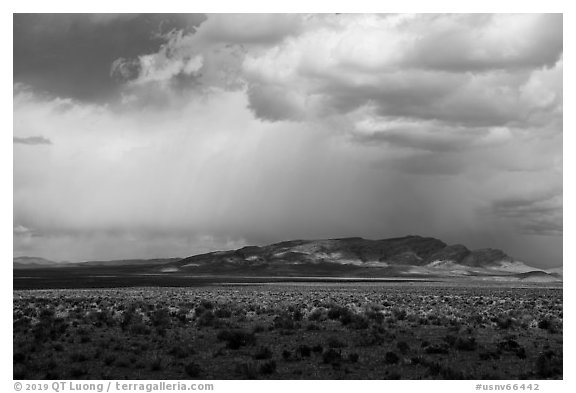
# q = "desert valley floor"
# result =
<box><xmin>13</xmin><ymin>282</ymin><xmax>562</xmax><ymax>380</ymax></box>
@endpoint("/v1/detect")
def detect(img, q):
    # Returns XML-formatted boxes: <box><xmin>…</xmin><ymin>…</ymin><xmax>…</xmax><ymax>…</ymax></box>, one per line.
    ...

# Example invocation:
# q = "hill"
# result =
<box><xmin>167</xmin><ymin>235</ymin><xmax>559</xmax><ymax>281</ymax></box>
<box><xmin>14</xmin><ymin>236</ymin><xmax>561</xmax><ymax>283</ymax></box>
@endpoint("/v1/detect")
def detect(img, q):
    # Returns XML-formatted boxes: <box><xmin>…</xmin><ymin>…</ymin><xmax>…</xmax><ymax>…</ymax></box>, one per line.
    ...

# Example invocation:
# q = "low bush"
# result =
<box><xmin>235</xmin><ymin>362</ymin><xmax>258</xmax><ymax>379</ymax></box>
<box><xmin>454</xmin><ymin>336</ymin><xmax>477</xmax><ymax>351</ymax></box>
<box><xmin>254</xmin><ymin>346</ymin><xmax>273</xmax><ymax>360</ymax></box>
<box><xmin>347</xmin><ymin>352</ymin><xmax>359</xmax><ymax>363</ymax></box>
<box><xmin>184</xmin><ymin>361</ymin><xmax>202</xmax><ymax>378</ymax></box>
<box><xmin>297</xmin><ymin>345</ymin><xmax>312</xmax><ymax>357</ymax></box>
<box><xmin>322</xmin><ymin>348</ymin><xmax>342</xmax><ymax>365</ymax></box>
<box><xmin>217</xmin><ymin>329</ymin><xmax>256</xmax><ymax>349</ymax></box>
<box><xmin>425</xmin><ymin>344</ymin><xmax>449</xmax><ymax>355</ymax></box>
<box><xmin>384</xmin><ymin>351</ymin><xmax>399</xmax><ymax>364</ymax></box>
<box><xmin>327</xmin><ymin>337</ymin><xmax>347</xmax><ymax>348</ymax></box>
<box><xmin>535</xmin><ymin>350</ymin><xmax>562</xmax><ymax>378</ymax></box>
<box><xmin>396</xmin><ymin>341</ymin><xmax>410</xmax><ymax>354</ymax></box>
<box><xmin>259</xmin><ymin>360</ymin><xmax>277</xmax><ymax>375</ymax></box>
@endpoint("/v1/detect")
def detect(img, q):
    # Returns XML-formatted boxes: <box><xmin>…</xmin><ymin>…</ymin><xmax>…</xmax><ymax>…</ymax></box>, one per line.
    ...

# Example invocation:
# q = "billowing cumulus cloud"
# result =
<box><xmin>13</xmin><ymin>14</ymin><xmax>562</xmax><ymax>267</ymax></box>
<box><xmin>240</xmin><ymin>14</ymin><xmax>562</xmax><ymax>125</ymax></box>
<box><xmin>111</xmin><ymin>31</ymin><xmax>204</xmax><ymax>86</ymax></box>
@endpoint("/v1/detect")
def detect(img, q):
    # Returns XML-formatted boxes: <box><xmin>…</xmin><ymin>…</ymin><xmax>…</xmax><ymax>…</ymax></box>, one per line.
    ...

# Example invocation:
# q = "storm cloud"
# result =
<box><xmin>13</xmin><ymin>14</ymin><xmax>562</xmax><ymax>267</ymax></box>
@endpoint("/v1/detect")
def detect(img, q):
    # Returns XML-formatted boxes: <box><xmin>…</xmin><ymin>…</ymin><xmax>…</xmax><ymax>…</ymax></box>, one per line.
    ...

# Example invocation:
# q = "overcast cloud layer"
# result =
<box><xmin>13</xmin><ymin>14</ymin><xmax>562</xmax><ymax>267</ymax></box>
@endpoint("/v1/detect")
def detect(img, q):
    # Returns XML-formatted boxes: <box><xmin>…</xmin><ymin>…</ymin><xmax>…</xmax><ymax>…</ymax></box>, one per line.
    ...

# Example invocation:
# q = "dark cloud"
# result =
<box><xmin>13</xmin><ymin>136</ymin><xmax>52</xmax><ymax>145</ymax></box>
<box><xmin>194</xmin><ymin>14</ymin><xmax>303</xmax><ymax>45</ymax></box>
<box><xmin>351</xmin><ymin>120</ymin><xmax>501</xmax><ymax>152</ymax></box>
<box><xmin>246</xmin><ymin>84</ymin><xmax>306</xmax><ymax>122</ymax></box>
<box><xmin>382</xmin><ymin>153</ymin><xmax>467</xmax><ymax>176</ymax></box>
<box><xmin>13</xmin><ymin>14</ymin><xmax>206</xmax><ymax>101</ymax></box>
<box><xmin>490</xmin><ymin>192</ymin><xmax>562</xmax><ymax>236</ymax></box>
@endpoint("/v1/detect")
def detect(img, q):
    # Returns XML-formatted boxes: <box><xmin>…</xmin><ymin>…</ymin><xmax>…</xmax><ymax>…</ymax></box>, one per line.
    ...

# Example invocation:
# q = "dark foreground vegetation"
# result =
<box><xmin>13</xmin><ymin>284</ymin><xmax>562</xmax><ymax>379</ymax></box>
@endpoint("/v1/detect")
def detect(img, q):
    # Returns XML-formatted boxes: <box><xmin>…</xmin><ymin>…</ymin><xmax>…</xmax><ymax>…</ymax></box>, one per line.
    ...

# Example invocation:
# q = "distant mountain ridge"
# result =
<box><xmin>13</xmin><ymin>256</ymin><xmax>60</xmax><ymax>269</ymax></box>
<box><xmin>14</xmin><ymin>236</ymin><xmax>562</xmax><ymax>282</ymax></box>
<box><xmin>167</xmin><ymin>235</ymin><xmax>560</xmax><ymax>281</ymax></box>
<box><xmin>13</xmin><ymin>256</ymin><xmax>180</xmax><ymax>269</ymax></box>
<box><xmin>173</xmin><ymin>236</ymin><xmax>515</xmax><ymax>268</ymax></box>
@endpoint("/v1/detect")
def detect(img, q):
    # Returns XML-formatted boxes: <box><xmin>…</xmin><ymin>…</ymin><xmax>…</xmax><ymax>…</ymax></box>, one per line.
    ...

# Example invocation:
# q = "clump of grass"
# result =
<box><xmin>391</xmin><ymin>308</ymin><xmax>408</xmax><ymax>321</ymax></box>
<box><xmin>150</xmin><ymin>356</ymin><xmax>163</xmax><ymax>371</ymax></box>
<box><xmin>327</xmin><ymin>305</ymin><xmax>369</xmax><ymax>329</ymax></box>
<box><xmin>327</xmin><ymin>305</ymin><xmax>353</xmax><ymax>321</ymax></box>
<box><xmin>396</xmin><ymin>341</ymin><xmax>410</xmax><ymax>354</ymax></box>
<box><xmin>169</xmin><ymin>344</ymin><xmax>195</xmax><ymax>359</ymax></box>
<box><xmin>494</xmin><ymin>314</ymin><xmax>516</xmax><ymax>330</ymax></box>
<box><xmin>236</xmin><ymin>362</ymin><xmax>258</xmax><ymax>379</ymax></box>
<box><xmin>120</xmin><ymin>306</ymin><xmax>147</xmax><ymax>334</ymax></box>
<box><xmin>306</xmin><ymin>323</ymin><xmax>321</xmax><ymax>331</ymax></box>
<box><xmin>297</xmin><ymin>345</ymin><xmax>312</xmax><ymax>357</ymax></box>
<box><xmin>115</xmin><ymin>356</ymin><xmax>131</xmax><ymax>368</ymax></box>
<box><xmin>425</xmin><ymin>344</ymin><xmax>449</xmax><ymax>355</ymax></box>
<box><xmin>150</xmin><ymin>307</ymin><xmax>172</xmax><ymax>334</ymax></box>
<box><xmin>356</xmin><ymin>325</ymin><xmax>389</xmax><ymax>346</ymax></box>
<box><xmin>103</xmin><ymin>354</ymin><xmax>116</xmax><ymax>366</ymax></box>
<box><xmin>366</xmin><ymin>310</ymin><xmax>384</xmax><ymax>324</ymax></box>
<box><xmin>538</xmin><ymin>317</ymin><xmax>561</xmax><ymax>333</ymax></box>
<box><xmin>443</xmin><ymin>334</ymin><xmax>457</xmax><ymax>346</ymax></box>
<box><xmin>197</xmin><ymin>310</ymin><xmax>217</xmax><ymax>327</ymax></box>
<box><xmin>69</xmin><ymin>352</ymin><xmax>88</xmax><ymax>362</ymax></box>
<box><xmin>322</xmin><ymin>348</ymin><xmax>342</xmax><ymax>365</ymax></box>
<box><xmin>184</xmin><ymin>361</ymin><xmax>202</xmax><ymax>378</ymax></box>
<box><xmin>454</xmin><ymin>336</ymin><xmax>477</xmax><ymax>351</ymax></box>
<box><xmin>32</xmin><ymin>310</ymin><xmax>68</xmax><ymax>342</ymax></box>
<box><xmin>217</xmin><ymin>329</ymin><xmax>256</xmax><ymax>349</ymax></box>
<box><xmin>347</xmin><ymin>352</ymin><xmax>359</xmax><ymax>363</ymax></box>
<box><xmin>198</xmin><ymin>300</ymin><xmax>214</xmax><ymax>310</ymax></box>
<box><xmin>259</xmin><ymin>360</ymin><xmax>277</xmax><ymax>375</ymax></box>
<box><xmin>45</xmin><ymin>370</ymin><xmax>60</xmax><ymax>379</ymax></box>
<box><xmin>13</xmin><ymin>365</ymin><xmax>28</xmax><ymax>380</ymax></box>
<box><xmin>497</xmin><ymin>338</ymin><xmax>520</xmax><ymax>352</ymax></box>
<box><xmin>273</xmin><ymin>312</ymin><xmax>297</xmax><ymax>330</ymax></box>
<box><xmin>327</xmin><ymin>337</ymin><xmax>347</xmax><ymax>348</ymax></box>
<box><xmin>214</xmin><ymin>306</ymin><xmax>232</xmax><ymax>318</ymax></box>
<box><xmin>384</xmin><ymin>351</ymin><xmax>399</xmax><ymax>364</ymax></box>
<box><xmin>254</xmin><ymin>346</ymin><xmax>273</xmax><ymax>360</ymax></box>
<box><xmin>70</xmin><ymin>367</ymin><xmax>87</xmax><ymax>378</ymax></box>
<box><xmin>308</xmin><ymin>308</ymin><xmax>325</xmax><ymax>321</ymax></box>
<box><xmin>252</xmin><ymin>324</ymin><xmax>267</xmax><ymax>333</ymax></box>
<box><xmin>13</xmin><ymin>352</ymin><xmax>26</xmax><ymax>364</ymax></box>
<box><xmin>535</xmin><ymin>350</ymin><xmax>562</xmax><ymax>378</ymax></box>
<box><xmin>479</xmin><ymin>351</ymin><xmax>500</xmax><ymax>361</ymax></box>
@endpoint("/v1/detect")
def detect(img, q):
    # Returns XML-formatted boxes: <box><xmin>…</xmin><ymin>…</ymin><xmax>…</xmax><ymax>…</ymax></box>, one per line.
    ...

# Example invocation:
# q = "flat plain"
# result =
<box><xmin>13</xmin><ymin>283</ymin><xmax>562</xmax><ymax>380</ymax></box>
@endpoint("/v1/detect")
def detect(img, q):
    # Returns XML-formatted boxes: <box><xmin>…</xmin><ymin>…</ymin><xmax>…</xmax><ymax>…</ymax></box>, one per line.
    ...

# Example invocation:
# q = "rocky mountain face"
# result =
<box><xmin>166</xmin><ymin>235</ymin><xmax>555</xmax><ymax>280</ymax></box>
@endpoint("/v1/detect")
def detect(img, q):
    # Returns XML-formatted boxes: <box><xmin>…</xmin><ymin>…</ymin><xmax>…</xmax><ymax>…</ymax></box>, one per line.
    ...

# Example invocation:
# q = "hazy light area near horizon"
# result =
<box><xmin>13</xmin><ymin>14</ymin><xmax>562</xmax><ymax>268</ymax></box>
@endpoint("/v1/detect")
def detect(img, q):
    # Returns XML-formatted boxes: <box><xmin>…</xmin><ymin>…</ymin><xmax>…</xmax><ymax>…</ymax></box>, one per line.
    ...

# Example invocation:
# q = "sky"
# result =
<box><xmin>13</xmin><ymin>13</ymin><xmax>562</xmax><ymax>267</ymax></box>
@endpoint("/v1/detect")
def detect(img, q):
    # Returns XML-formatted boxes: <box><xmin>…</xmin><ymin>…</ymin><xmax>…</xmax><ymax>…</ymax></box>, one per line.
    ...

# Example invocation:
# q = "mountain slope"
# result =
<box><xmin>13</xmin><ymin>256</ymin><xmax>180</xmax><ymax>269</ymax></box>
<box><xmin>13</xmin><ymin>257</ymin><xmax>60</xmax><ymax>269</ymax></box>
<box><xmin>167</xmin><ymin>235</ymin><xmax>559</xmax><ymax>281</ymax></box>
